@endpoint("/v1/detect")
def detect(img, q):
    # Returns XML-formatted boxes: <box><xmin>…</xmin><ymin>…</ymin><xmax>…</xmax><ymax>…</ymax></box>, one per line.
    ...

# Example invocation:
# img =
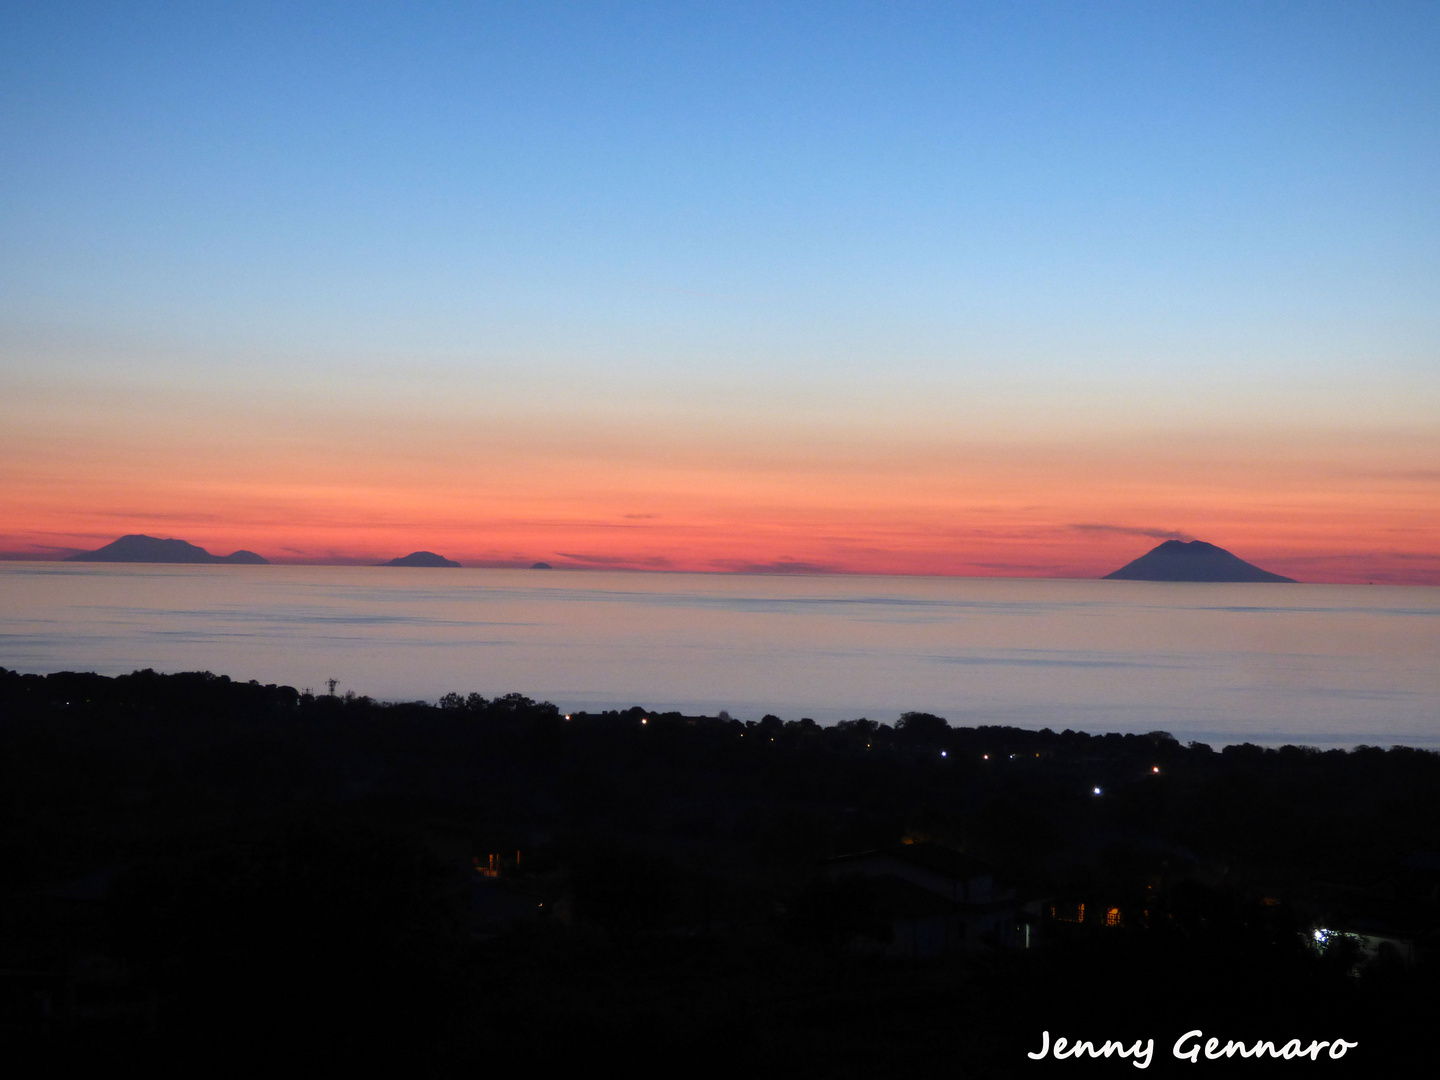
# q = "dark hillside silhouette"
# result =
<box><xmin>2</xmin><ymin>667</ymin><xmax>1431</xmax><ymax>1073</ymax></box>
<box><xmin>1104</xmin><ymin>539</ymin><xmax>1296</xmax><ymax>582</ymax></box>
<box><xmin>381</xmin><ymin>551</ymin><xmax>461</xmax><ymax>567</ymax></box>
<box><xmin>67</xmin><ymin>534</ymin><xmax>268</xmax><ymax>564</ymax></box>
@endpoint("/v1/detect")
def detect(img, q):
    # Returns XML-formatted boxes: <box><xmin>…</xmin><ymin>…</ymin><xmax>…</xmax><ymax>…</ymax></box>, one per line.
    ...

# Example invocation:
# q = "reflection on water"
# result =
<box><xmin>2</xmin><ymin>563</ymin><xmax>1437</xmax><ymax>747</ymax></box>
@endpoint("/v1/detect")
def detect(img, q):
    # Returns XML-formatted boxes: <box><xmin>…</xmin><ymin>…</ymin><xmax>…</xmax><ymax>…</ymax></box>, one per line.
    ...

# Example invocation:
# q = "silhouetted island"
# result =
<box><xmin>67</xmin><ymin>534</ymin><xmax>269</xmax><ymax>564</ymax></box>
<box><xmin>1104</xmin><ymin>539</ymin><xmax>1296</xmax><ymax>582</ymax></box>
<box><xmin>381</xmin><ymin>551</ymin><xmax>461</xmax><ymax>567</ymax></box>
<box><xmin>531</xmin><ymin>561</ymin><xmax>553</xmax><ymax>569</ymax></box>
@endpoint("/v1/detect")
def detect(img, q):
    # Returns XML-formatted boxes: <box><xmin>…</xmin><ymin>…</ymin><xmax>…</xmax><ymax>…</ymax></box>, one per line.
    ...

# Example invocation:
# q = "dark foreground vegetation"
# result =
<box><xmin>2</xmin><ymin>668</ymin><xmax>1437</xmax><ymax>1075</ymax></box>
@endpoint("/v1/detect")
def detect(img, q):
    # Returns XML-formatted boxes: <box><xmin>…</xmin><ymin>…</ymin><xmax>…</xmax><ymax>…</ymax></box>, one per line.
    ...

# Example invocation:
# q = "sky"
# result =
<box><xmin>2</xmin><ymin>1</ymin><xmax>1437</xmax><ymax>582</ymax></box>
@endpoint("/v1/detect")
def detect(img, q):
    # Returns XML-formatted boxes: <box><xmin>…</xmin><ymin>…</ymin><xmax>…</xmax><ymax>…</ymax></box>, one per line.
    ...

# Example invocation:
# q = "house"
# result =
<box><xmin>823</xmin><ymin>842</ymin><xmax>1034</xmax><ymax>957</ymax></box>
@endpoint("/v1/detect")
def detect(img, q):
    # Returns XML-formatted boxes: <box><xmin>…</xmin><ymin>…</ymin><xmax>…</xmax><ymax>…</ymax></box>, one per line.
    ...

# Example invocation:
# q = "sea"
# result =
<box><xmin>2</xmin><ymin>562</ymin><xmax>1437</xmax><ymax>749</ymax></box>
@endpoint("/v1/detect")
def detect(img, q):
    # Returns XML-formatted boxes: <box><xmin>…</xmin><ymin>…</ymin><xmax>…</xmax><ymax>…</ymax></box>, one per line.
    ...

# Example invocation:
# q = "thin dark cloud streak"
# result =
<box><xmin>1071</xmin><ymin>523</ymin><xmax>1195</xmax><ymax>542</ymax></box>
<box><xmin>554</xmin><ymin>552</ymin><xmax>674</xmax><ymax>568</ymax></box>
<box><xmin>708</xmin><ymin>559</ymin><xmax>840</xmax><ymax>575</ymax></box>
<box><xmin>97</xmin><ymin>511</ymin><xmax>222</xmax><ymax>522</ymax></box>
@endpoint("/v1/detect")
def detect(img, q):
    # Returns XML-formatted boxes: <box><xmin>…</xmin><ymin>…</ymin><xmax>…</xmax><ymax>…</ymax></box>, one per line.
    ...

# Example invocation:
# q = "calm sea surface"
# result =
<box><xmin>2</xmin><ymin>562</ymin><xmax>1437</xmax><ymax>748</ymax></box>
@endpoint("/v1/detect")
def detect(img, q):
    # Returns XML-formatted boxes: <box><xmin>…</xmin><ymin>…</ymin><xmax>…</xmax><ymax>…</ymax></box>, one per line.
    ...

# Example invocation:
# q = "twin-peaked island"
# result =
<box><xmin>67</xmin><ymin>534</ymin><xmax>269</xmax><ymax>564</ymax></box>
<box><xmin>63</xmin><ymin>534</ymin><xmax>1297</xmax><ymax>581</ymax></box>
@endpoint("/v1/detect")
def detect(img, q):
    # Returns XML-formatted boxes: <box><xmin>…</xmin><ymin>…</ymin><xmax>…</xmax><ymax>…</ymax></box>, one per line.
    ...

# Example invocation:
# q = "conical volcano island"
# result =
<box><xmin>67</xmin><ymin>534</ymin><xmax>268</xmax><ymax>564</ymax></box>
<box><xmin>382</xmin><ymin>551</ymin><xmax>461</xmax><ymax>567</ymax></box>
<box><xmin>1104</xmin><ymin>539</ymin><xmax>1295</xmax><ymax>583</ymax></box>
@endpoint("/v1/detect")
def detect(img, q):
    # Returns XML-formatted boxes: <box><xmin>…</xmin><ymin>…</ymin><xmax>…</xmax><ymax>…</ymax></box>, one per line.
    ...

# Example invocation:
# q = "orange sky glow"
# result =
<box><xmin>4</xmin><ymin>385</ymin><xmax>1436</xmax><ymax>584</ymax></box>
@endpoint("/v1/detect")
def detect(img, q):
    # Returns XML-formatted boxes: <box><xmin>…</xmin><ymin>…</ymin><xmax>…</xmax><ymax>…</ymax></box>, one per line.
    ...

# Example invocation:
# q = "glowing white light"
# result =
<box><xmin>1093</xmin><ymin>787</ymin><xmax>1102</xmax><ymax>795</ymax></box>
<box><xmin>940</xmin><ymin>750</ymin><xmax>947</xmax><ymax>757</ymax></box>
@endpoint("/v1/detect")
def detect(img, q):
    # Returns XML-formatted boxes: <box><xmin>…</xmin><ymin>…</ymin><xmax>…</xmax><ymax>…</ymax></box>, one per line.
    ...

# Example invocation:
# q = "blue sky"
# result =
<box><xmin>5</xmin><ymin>1</ymin><xmax>1436</xmax><ymax>365</ymax></box>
